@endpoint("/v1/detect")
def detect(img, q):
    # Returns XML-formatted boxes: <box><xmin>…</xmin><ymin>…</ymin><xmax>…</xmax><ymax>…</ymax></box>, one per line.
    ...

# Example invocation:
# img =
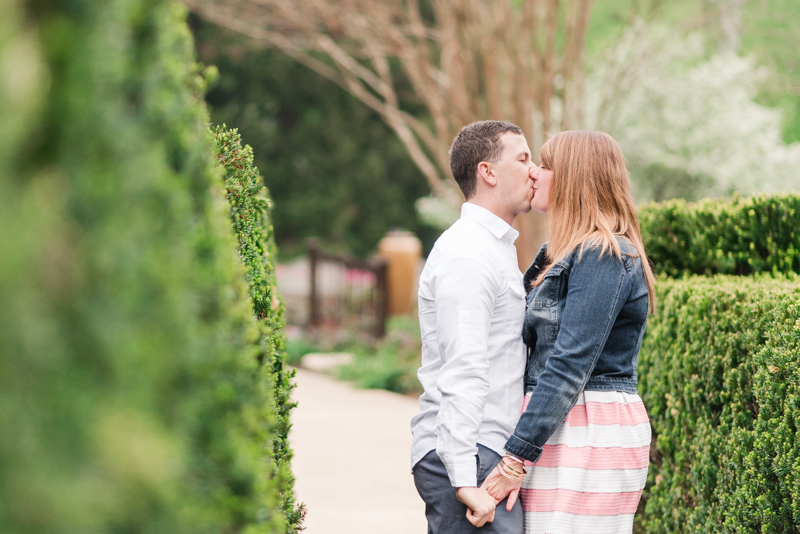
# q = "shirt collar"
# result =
<box><xmin>460</xmin><ymin>202</ymin><xmax>520</xmax><ymax>245</ymax></box>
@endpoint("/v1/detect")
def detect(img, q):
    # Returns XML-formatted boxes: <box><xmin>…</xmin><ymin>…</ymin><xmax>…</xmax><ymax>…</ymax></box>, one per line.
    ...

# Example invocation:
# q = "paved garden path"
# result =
<box><xmin>289</xmin><ymin>367</ymin><xmax>428</xmax><ymax>534</ymax></box>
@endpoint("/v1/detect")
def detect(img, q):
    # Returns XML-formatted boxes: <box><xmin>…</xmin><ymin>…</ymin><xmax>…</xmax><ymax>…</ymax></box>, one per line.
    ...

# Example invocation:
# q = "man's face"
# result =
<box><xmin>489</xmin><ymin>133</ymin><xmax>535</xmax><ymax>217</ymax></box>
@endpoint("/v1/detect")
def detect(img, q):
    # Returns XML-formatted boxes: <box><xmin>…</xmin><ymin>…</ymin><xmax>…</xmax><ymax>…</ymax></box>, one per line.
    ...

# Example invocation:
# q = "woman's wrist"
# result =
<box><xmin>502</xmin><ymin>453</ymin><xmax>527</xmax><ymax>474</ymax></box>
<box><xmin>496</xmin><ymin>456</ymin><xmax>526</xmax><ymax>482</ymax></box>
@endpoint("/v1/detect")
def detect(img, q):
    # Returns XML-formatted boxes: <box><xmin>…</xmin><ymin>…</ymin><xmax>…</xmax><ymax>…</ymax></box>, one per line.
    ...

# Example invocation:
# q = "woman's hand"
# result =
<box><xmin>480</xmin><ymin>458</ymin><xmax>524</xmax><ymax>511</ymax></box>
<box><xmin>455</xmin><ymin>487</ymin><xmax>496</xmax><ymax>527</ymax></box>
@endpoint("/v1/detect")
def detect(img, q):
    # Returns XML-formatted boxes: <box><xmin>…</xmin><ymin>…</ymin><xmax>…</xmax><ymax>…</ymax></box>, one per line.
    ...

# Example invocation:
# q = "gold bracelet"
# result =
<box><xmin>497</xmin><ymin>465</ymin><xmax>519</xmax><ymax>481</ymax></box>
<box><xmin>501</xmin><ymin>459</ymin><xmax>521</xmax><ymax>476</ymax></box>
<box><xmin>497</xmin><ymin>460</ymin><xmax>523</xmax><ymax>481</ymax></box>
<box><xmin>500</xmin><ymin>457</ymin><xmax>524</xmax><ymax>477</ymax></box>
<box><xmin>503</xmin><ymin>454</ymin><xmax>528</xmax><ymax>475</ymax></box>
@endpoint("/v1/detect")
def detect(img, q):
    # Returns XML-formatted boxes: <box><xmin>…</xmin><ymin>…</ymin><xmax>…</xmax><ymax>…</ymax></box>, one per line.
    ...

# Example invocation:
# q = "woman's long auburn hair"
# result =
<box><xmin>533</xmin><ymin>130</ymin><xmax>656</xmax><ymax>313</ymax></box>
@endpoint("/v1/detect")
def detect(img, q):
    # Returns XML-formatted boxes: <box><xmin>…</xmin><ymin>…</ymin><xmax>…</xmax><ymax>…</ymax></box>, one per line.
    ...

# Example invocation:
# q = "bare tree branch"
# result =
<box><xmin>185</xmin><ymin>0</ymin><xmax>595</xmax><ymax>266</ymax></box>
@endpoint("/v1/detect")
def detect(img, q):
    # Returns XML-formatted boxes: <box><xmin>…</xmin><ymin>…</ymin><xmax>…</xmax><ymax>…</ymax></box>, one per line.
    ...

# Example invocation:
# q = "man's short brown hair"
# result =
<box><xmin>449</xmin><ymin>120</ymin><xmax>524</xmax><ymax>199</ymax></box>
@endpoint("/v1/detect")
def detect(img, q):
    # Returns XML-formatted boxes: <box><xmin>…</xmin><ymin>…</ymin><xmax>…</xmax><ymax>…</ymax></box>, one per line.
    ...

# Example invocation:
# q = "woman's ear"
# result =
<box><xmin>477</xmin><ymin>161</ymin><xmax>497</xmax><ymax>187</ymax></box>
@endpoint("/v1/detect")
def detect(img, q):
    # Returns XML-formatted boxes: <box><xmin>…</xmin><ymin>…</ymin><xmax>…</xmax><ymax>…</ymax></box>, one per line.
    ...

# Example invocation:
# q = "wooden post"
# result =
<box><xmin>373</xmin><ymin>258</ymin><xmax>388</xmax><ymax>338</ymax></box>
<box><xmin>377</xmin><ymin>231</ymin><xmax>422</xmax><ymax>316</ymax></box>
<box><xmin>307</xmin><ymin>238</ymin><xmax>321</xmax><ymax>327</ymax></box>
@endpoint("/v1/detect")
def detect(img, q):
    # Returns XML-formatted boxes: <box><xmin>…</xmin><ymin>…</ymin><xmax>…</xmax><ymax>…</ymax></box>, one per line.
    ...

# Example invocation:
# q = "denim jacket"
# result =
<box><xmin>504</xmin><ymin>236</ymin><xmax>650</xmax><ymax>463</ymax></box>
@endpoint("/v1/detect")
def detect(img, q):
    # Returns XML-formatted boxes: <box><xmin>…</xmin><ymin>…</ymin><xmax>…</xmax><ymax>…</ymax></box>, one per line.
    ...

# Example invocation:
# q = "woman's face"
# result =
<box><xmin>530</xmin><ymin>163</ymin><xmax>553</xmax><ymax>213</ymax></box>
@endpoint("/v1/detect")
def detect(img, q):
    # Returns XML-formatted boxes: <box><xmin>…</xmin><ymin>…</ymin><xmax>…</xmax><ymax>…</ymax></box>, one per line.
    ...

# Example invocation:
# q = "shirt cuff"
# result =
<box><xmin>504</xmin><ymin>434</ymin><xmax>543</xmax><ymax>464</ymax></box>
<box><xmin>441</xmin><ymin>456</ymin><xmax>478</xmax><ymax>488</ymax></box>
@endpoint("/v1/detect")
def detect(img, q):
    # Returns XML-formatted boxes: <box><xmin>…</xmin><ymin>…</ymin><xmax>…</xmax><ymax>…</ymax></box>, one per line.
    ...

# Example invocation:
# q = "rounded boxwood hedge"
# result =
<box><xmin>637</xmin><ymin>275</ymin><xmax>800</xmax><ymax>533</ymax></box>
<box><xmin>640</xmin><ymin>193</ymin><xmax>800</xmax><ymax>277</ymax></box>
<box><xmin>638</xmin><ymin>193</ymin><xmax>800</xmax><ymax>532</ymax></box>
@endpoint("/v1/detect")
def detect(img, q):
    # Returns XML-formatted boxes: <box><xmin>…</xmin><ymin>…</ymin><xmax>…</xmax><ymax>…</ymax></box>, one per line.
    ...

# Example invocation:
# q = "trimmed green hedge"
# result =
<box><xmin>637</xmin><ymin>275</ymin><xmax>800</xmax><ymax>533</ymax></box>
<box><xmin>0</xmin><ymin>1</ymin><xmax>287</xmax><ymax>533</ymax></box>
<box><xmin>213</xmin><ymin>125</ymin><xmax>304</xmax><ymax>531</ymax></box>
<box><xmin>640</xmin><ymin>194</ymin><xmax>800</xmax><ymax>277</ymax></box>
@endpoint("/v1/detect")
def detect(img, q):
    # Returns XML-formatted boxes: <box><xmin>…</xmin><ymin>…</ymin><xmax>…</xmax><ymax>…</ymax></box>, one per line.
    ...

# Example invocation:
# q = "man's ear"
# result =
<box><xmin>477</xmin><ymin>161</ymin><xmax>497</xmax><ymax>187</ymax></box>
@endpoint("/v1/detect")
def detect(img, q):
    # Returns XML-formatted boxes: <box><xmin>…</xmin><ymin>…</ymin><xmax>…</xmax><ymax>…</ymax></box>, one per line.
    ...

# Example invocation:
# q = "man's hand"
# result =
<box><xmin>455</xmin><ymin>486</ymin><xmax>496</xmax><ymax>527</ymax></box>
<box><xmin>480</xmin><ymin>460</ymin><xmax>524</xmax><ymax>511</ymax></box>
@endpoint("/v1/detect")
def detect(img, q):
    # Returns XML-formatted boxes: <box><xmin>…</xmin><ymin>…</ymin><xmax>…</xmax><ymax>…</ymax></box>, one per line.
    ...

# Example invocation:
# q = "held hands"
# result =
<box><xmin>457</xmin><ymin>455</ymin><xmax>527</xmax><ymax>525</ymax></box>
<box><xmin>480</xmin><ymin>456</ymin><xmax>526</xmax><ymax>512</ymax></box>
<box><xmin>455</xmin><ymin>487</ymin><xmax>496</xmax><ymax>527</ymax></box>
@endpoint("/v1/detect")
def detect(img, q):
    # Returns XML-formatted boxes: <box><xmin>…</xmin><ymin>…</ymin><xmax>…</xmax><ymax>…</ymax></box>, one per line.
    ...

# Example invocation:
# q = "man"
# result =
<box><xmin>411</xmin><ymin>121</ymin><xmax>535</xmax><ymax>533</ymax></box>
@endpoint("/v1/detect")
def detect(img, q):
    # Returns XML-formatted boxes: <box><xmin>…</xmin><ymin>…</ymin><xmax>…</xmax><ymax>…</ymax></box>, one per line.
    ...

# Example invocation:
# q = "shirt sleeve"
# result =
<box><xmin>432</xmin><ymin>248</ymin><xmax>499</xmax><ymax>487</ymax></box>
<box><xmin>504</xmin><ymin>246</ymin><xmax>632</xmax><ymax>462</ymax></box>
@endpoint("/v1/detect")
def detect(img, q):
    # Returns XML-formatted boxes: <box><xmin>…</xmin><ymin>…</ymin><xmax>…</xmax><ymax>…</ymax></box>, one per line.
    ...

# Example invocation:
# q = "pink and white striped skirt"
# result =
<box><xmin>519</xmin><ymin>390</ymin><xmax>651</xmax><ymax>534</ymax></box>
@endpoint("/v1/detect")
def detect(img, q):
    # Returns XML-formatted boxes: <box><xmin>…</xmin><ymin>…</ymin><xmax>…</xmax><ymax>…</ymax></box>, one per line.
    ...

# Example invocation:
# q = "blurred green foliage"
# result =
<box><xmin>640</xmin><ymin>193</ymin><xmax>800</xmax><ymax>277</ymax></box>
<box><xmin>338</xmin><ymin>316</ymin><xmax>424</xmax><ymax>396</ymax></box>
<box><xmin>284</xmin><ymin>316</ymin><xmax>423</xmax><ymax>395</ymax></box>
<box><xmin>637</xmin><ymin>275</ymin><xmax>800</xmax><ymax>533</ymax></box>
<box><xmin>191</xmin><ymin>16</ymin><xmax>440</xmax><ymax>259</ymax></box>
<box><xmin>742</xmin><ymin>0</ymin><xmax>800</xmax><ymax>143</ymax></box>
<box><xmin>212</xmin><ymin>126</ymin><xmax>304</xmax><ymax>531</ymax></box>
<box><xmin>285</xmin><ymin>336</ymin><xmax>323</xmax><ymax>367</ymax></box>
<box><xmin>586</xmin><ymin>0</ymin><xmax>701</xmax><ymax>56</ymax></box>
<box><xmin>0</xmin><ymin>1</ymin><xmax>292</xmax><ymax>532</ymax></box>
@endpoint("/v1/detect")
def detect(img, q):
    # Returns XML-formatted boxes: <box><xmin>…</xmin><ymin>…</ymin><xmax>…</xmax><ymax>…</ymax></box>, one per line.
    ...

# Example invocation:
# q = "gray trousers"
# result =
<box><xmin>412</xmin><ymin>444</ymin><xmax>523</xmax><ymax>534</ymax></box>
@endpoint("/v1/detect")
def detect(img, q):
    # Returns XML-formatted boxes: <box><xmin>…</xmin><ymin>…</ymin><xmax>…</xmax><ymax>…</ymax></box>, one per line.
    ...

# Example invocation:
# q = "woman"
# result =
<box><xmin>482</xmin><ymin>130</ymin><xmax>656</xmax><ymax>533</ymax></box>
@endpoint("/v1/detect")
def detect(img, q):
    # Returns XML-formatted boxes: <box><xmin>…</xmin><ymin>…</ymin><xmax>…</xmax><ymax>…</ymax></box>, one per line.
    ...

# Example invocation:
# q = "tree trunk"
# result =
<box><xmin>185</xmin><ymin>0</ymin><xmax>593</xmax><ymax>263</ymax></box>
<box><xmin>515</xmin><ymin>211</ymin><xmax>547</xmax><ymax>271</ymax></box>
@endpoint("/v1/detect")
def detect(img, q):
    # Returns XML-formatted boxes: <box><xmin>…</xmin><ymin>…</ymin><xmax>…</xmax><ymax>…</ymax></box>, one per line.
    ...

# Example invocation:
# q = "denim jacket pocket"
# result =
<box><xmin>528</xmin><ymin>263</ymin><xmax>566</xmax><ymax>308</ymax></box>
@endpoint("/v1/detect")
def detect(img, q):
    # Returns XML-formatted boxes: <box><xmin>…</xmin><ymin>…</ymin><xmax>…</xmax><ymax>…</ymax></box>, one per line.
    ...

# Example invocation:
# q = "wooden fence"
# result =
<box><xmin>306</xmin><ymin>238</ymin><xmax>388</xmax><ymax>337</ymax></box>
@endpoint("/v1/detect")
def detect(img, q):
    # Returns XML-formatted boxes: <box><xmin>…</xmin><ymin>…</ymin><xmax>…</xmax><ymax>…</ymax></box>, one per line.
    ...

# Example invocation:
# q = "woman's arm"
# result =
<box><xmin>506</xmin><ymin>245</ymin><xmax>632</xmax><ymax>462</ymax></box>
<box><xmin>482</xmin><ymin>246</ymin><xmax>632</xmax><ymax>505</ymax></box>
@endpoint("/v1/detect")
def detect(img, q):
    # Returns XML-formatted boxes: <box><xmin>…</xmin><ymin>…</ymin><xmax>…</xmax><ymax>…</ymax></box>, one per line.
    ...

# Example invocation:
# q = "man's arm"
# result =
<box><xmin>432</xmin><ymin>248</ymin><xmax>499</xmax><ymax>488</ymax></box>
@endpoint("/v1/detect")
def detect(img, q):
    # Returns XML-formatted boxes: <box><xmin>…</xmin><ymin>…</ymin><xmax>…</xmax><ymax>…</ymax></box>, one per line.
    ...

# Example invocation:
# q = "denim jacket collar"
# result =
<box><xmin>523</xmin><ymin>242</ymin><xmax>549</xmax><ymax>292</ymax></box>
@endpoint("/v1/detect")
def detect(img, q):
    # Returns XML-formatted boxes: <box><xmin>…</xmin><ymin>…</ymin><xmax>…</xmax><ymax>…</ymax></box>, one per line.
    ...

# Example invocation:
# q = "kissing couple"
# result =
<box><xmin>410</xmin><ymin>121</ymin><xmax>655</xmax><ymax>534</ymax></box>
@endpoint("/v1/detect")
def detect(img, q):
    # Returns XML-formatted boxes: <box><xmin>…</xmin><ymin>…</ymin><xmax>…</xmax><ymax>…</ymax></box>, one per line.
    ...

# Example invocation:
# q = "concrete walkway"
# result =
<box><xmin>289</xmin><ymin>367</ymin><xmax>428</xmax><ymax>534</ymax></box>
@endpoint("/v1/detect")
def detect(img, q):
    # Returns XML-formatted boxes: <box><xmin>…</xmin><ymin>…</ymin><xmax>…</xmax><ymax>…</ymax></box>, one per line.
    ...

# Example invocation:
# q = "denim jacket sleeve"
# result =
<box><xmin>504</xmin><ymin>245</ymin><xmax>632</xmax><ymax>462</ymax></box>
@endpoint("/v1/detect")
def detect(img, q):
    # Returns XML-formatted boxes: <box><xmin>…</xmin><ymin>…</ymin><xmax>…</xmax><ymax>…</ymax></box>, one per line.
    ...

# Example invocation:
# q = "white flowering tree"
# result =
<box><xmin>586</xmin><ymin>21</ymin><xmax>800</xmax><ymax>201</ymax></box>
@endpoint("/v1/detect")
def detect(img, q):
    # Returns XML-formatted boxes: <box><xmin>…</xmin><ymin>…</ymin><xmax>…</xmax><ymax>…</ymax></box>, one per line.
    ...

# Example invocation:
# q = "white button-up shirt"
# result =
<box><xmin>410</xmin><ymin>202</ymin><xmax>526</xmax><ymax>487</ymax></box>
